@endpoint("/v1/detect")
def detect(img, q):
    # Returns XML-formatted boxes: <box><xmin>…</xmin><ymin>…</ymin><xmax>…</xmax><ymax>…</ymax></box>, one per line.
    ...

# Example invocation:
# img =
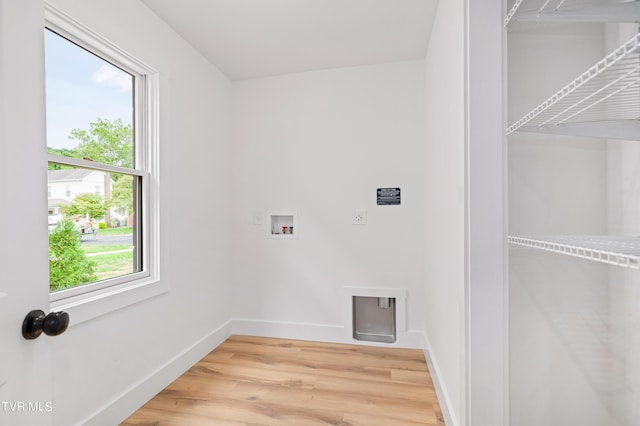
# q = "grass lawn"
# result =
<box><xmin>50</xmin><ymin>251</ymin><xmax>135</xmax><ymax>291</ymax></box>
<box><xmin>98</xmin><ymin>226</ymin><xmax>133</xmax><ymax>236</ymax></box>
<box><xmin>92</xmin><ymin>251</ymin><xmax>135</xmax><ymax>281</ymax></box>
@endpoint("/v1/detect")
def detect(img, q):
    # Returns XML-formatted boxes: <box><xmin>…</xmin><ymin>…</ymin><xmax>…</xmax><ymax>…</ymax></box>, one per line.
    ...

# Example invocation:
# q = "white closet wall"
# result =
<box><xmin>508</xmin><ymin>22</ymin><xmax>610</xmax><ymax>426</ymax></box>
<box><xmin>606</xmin><ymin>22</ymin><xmax>640</xmax><ymax>426</ymax></box>
<box><xmin>507</xmin><ymin>9</ymin><xmax>640</xmax><ymax>423</ymax></box>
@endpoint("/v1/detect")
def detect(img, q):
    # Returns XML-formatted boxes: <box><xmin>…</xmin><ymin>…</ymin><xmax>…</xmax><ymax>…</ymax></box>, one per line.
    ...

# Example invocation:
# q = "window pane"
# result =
<box><xmin>48</xmin><ymin>164</ymin><xmax>140</xmax><ymax>293</ymax></box>
<box><xmin>44</xmin><ymin>29</ymin><xmax>134</xmax><ymax>168</ymax></box>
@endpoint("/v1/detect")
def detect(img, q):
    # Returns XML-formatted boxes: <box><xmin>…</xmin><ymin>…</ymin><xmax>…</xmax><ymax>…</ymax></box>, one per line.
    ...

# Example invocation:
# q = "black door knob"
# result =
<box><xmin>22</xmin><ymin>310</ymin><xmax>69</xmax><ymax>340</ymax></box>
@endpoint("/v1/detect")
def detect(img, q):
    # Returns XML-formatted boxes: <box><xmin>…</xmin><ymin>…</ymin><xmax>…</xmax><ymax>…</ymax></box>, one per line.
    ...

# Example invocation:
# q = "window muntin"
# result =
<box><xmin>45</xmin><ymin>26</ymin><xmax>149</xmax><ymax>298</ymax></box>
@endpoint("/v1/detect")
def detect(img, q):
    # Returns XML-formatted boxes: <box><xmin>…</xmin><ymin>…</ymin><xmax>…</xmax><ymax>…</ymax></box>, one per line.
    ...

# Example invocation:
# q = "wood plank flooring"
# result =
<box><xmin>121</xmin><ymin>335</ymin><xmax>445</xmax><ymax>426</ymax></box>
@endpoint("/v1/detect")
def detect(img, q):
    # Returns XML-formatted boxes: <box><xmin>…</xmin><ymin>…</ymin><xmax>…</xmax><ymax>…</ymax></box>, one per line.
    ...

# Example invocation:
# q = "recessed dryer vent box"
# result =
<box><xmin>353</xmin><ymin>296</ymin><xmax>396</xmax><ymax>343</ymax></box>
<box><xmin>268</xmin><ymin>211</ymin><xmax>297</xmax><ymax>239</ymax></box>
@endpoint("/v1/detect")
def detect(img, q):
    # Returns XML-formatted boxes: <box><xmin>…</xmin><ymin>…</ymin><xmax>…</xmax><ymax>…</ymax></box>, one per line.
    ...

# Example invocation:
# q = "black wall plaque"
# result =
<box><xmin>377</xmin><ymin>187</ymin><xmax>401</xmax><ymax>205</ymax></box>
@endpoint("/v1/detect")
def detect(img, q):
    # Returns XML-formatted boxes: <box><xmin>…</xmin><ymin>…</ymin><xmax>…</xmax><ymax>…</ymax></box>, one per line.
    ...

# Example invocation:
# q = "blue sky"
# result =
<box><xmin>45</xmin><ymin>29</ymin><xmax>133</xmax><ymax>150</ymax></box>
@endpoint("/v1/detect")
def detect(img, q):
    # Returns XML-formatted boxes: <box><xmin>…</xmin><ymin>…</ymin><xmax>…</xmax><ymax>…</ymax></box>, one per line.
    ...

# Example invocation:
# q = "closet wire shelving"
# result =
<box><xmin>506</xmin><ymin>1</ymin><xmax>640</xmax><ymax>269</ymax></box>
<box><xmin>507</xmin><ymin>32</ymin><xmax>640</xmax><ymax>139</ymax></box>
<box><xmin>505</xmin><ymin>0</ymin><xmax>640</xmax><ymax>27</ymax></box>
<box><xmin>509</xmin><ymin>236</ymin><xmax>640</xmax><ymax>269</ymax></box>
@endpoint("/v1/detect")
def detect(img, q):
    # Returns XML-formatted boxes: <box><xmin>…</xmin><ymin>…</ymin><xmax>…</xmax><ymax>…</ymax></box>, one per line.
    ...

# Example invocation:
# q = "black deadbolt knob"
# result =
<box><xmin>22</xmin><ymin>310</ymin><xmax>46</xmax><ymax>340</ymax></box>
<box><xmin>43</xmin><ymin>311</ymin><xmax>69</xmax><ymax>336</ymax></box>
<box><xmin>22</xmin><ymin>309</ymin><xmax>69</xmax><ymax>340</ymax></box>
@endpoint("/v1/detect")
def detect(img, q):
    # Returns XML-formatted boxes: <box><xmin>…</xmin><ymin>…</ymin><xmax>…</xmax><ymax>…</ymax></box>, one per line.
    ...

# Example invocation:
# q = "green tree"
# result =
<box><xmin>109</xmin><ymin>175</ymin><xmax>134</xmax><ymax>217</ymax></box>
<box><xmin>69</xmin><ymin>118</ymin><xmax>133</xmax><ymax>170</ymax></box>
<box><xmin>68</xmin><ymin>118</ymin><xmax>133</xmax><ymax>227</ymax></box>
<box><xmin>49</xmin><ymin>220</ymin><xmax>96</xmax><ymax>291</ymax></box>
<box><xmin>64</xmin><ymin>193</ymin><xmax>107</xmax><ymax>220</ymax></box>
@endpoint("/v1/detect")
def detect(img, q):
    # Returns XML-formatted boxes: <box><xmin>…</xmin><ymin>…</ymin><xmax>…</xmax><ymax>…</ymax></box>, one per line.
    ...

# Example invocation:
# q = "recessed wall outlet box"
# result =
<box><xmin>352</xmin><ymin>210</ymin><xmax>367</xmax><ymax>225</ymax></box>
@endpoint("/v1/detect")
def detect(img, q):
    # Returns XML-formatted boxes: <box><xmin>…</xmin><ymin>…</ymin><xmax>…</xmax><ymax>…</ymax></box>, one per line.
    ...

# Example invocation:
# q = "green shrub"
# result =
<box><xmin>49</xmin><ymin>220</ymin><xmax>96</xmax><ymax>292</ymax></box>
<box><xmin>98</xmin><ymin>222</ymin><xmax>107</xmax><ymax>229</ymax></box>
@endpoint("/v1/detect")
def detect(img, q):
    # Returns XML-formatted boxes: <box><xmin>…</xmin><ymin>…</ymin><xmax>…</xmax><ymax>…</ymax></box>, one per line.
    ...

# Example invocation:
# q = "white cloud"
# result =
<box><xmin>93</xmin><ymin>65</ymin><xmax>132</xmax><ymax>92</ymax></box>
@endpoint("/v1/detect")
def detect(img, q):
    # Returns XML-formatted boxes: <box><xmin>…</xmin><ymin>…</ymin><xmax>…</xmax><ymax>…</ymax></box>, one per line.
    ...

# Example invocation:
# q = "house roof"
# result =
<box><xmin>48</xmin><ymin>169</ymin><xmax>99</xmax><ymax>182</ymax></box>
<box><xmin>48</xmin><ymin>198</ymin><xmax>71</xmax><ymax>208</ymax></box>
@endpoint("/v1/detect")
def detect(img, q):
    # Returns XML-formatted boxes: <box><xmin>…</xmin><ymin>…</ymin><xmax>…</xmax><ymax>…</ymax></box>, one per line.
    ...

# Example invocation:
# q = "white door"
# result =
<box><xmin>0</xmin><ymin>0</ymin><xmax>56</xmax><ymax>425</ymax></box>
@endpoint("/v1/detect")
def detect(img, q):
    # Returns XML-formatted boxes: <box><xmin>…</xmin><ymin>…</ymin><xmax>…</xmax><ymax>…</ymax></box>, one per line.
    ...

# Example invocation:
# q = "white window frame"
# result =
<box><xmin>46</xmin><ymin>4</ymin><xmax>163</xmax><ymax>325</ymax></box>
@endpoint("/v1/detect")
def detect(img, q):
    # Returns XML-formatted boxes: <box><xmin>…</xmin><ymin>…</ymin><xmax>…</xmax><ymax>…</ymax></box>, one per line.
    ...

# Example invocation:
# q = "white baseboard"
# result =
<box><xmin>232</xmin><ymin>318</ymin><xmax>424</xmax><ymax>349</ymax></box>
<box><xmin>81</xmin><ymin>319</ymin><xmax>233</xmax><ymax>426</ymax></box>
<box><xmin>423</xmin><ymin>331</ymin><xmax>458</xmax><ymax>426</ymax></box>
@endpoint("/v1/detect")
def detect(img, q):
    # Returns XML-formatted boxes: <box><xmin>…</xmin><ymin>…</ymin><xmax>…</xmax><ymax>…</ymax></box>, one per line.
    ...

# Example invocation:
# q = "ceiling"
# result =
<box><xmin>139</xmin><ymin>0</ymin><xmax>438</xmax><ymax>81</ymax></box>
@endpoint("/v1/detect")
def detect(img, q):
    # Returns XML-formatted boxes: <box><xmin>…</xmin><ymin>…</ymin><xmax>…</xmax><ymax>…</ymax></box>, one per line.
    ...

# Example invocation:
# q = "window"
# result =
<box><xmin>48</xmin><ymin>185</ymin><xmax>51</xmax><ymax>198</ymax></box>
<box><xmin>44</xmin><ymin>7</ymin><xmax>159</xmax><ymax>307</ymax></box>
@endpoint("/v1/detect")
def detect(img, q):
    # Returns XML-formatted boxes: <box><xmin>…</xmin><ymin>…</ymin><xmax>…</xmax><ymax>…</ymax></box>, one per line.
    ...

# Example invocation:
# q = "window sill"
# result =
<box><xmin>51</xmin><ymin>277</ymin><xmax>167</xmax><ymax>326</ymax></box>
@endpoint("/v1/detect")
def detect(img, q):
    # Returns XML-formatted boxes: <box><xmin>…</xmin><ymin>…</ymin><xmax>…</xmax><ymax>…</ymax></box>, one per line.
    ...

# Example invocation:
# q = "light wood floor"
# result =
<box><xmin>121</xmin><ymin>335</ymin><xmax>445</xmax><ymax>426</ymax></box>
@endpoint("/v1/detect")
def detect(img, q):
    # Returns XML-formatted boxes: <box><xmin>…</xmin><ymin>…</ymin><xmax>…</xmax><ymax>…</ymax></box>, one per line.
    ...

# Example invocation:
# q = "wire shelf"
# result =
<box><xmin>505</xmin><ymin>0</ymin><xmax>640</xmax><ymax>26</ymax></box>
<box><xmin>508</xmin><ymin>235</ymin><xmax>640</xmax><ymax>269</ymax></box>
<box><xmin>507</xmin><ymin>33</ymin><xmax>640</xmax><ymax>140</ymax></box>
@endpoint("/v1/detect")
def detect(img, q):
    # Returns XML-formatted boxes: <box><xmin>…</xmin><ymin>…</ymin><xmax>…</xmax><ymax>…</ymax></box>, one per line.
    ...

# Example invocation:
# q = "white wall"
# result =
<box><xmin>508</xmin><ymin>22</ymin><xmax>611</xmax><ymax>426</ymax></box>
<box><xmin>422</xmin><ymin>0</ymin><xmax>465</xmax><ymax>424</ymax></box>
<box><xmin>608</xmin><ymin>142</ymin><xmax>640</xmax><ymax>426</ymax></box>
<box><xmin>606</xmin><ymin>23</ymin><xmax>640</xmax><ymax>426</ymax></box>
<box><xmin>230</xmin><ymin>61</ymin><xmax>426</xmax><ymax>346</ymax></box>
<box><xmin>44</xmin><ymin>1</ymin><xmax>233</xmax><ymax>424</ymax></box>
<box><xmin>466</xmin><ymin>2</ymin><xmax>506</xmax><ymax>424</ymax></box>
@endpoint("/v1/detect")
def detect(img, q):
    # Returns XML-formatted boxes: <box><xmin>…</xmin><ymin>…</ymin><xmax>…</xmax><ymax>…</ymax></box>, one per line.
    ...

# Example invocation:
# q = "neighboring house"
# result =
<box><xmin>47</xmin><ymin>198</ymin><xmax>70</xmax><ymax>216</ymax></box>
<box><xmin>47</xmin><ymin>168</ymin><xmax>106</xmax><ymax>213</ymax></box>
<box><xmin>47</xmin><ymin>169</ymin><xmax>127</xmax><ymax>225</ymax></box>
<box><xmin>47</xmin><ymin>169</ymin><xmax>106</xmax><ymax>230</ymax></box>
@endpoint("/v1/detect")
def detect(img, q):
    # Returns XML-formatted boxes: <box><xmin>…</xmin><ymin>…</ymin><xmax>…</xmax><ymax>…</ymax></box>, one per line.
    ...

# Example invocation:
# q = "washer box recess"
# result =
<box><xmin>268</xmin><ymin>211</ymin><xmax>297</xmax><ymax>239</ymax></box>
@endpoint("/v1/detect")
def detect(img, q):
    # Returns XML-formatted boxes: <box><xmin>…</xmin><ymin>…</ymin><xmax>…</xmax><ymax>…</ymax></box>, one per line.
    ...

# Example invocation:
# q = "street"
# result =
<box><xmin>80</xmin><ymin>234</ymin><xmax>133</xmax><ymax>246</ymax></box>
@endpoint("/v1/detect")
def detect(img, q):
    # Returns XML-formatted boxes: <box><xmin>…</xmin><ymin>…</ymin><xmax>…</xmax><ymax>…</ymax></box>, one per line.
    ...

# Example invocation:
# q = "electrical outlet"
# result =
<box><xmin>352</xmin><ymin>210</ymin><xmax>367</xmax><ymax>225</ymax></box>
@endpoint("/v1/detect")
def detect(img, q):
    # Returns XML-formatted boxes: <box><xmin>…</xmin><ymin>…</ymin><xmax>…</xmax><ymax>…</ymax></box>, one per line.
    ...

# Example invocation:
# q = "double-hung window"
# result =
<box><xmin>45</xmin><ymin>6</ymin><xmax>159</xmax><ymax>314</ymax></box>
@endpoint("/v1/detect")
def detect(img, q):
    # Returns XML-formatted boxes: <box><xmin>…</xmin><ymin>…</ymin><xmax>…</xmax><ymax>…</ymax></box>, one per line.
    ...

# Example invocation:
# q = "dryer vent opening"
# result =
<box><xmin>352</xmin><ymin>296</ymin><xmax>396</xmax><ymax>343</ymax></box>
